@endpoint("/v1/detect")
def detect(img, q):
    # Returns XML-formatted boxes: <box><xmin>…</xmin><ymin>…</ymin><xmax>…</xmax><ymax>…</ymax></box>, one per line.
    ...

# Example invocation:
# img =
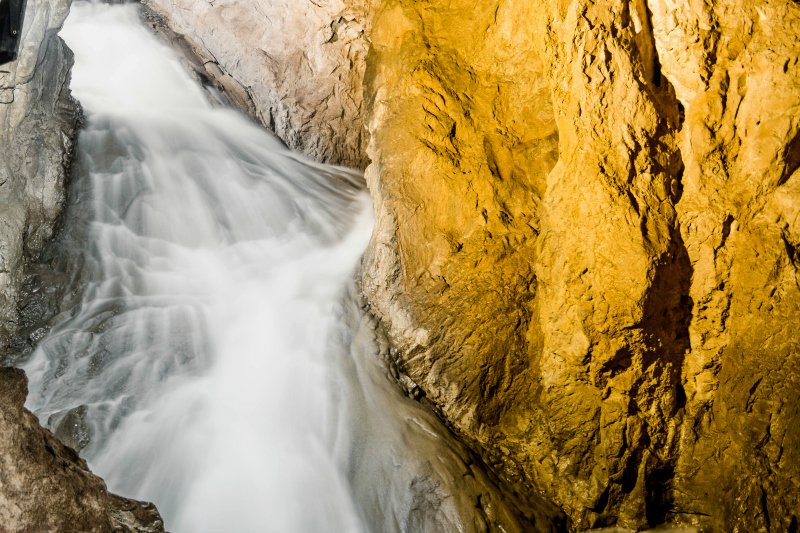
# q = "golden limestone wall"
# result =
<box><xmin>361</xmin><ymin>0</ymin><xmax>800</xmax><ymax>530</ymax></box>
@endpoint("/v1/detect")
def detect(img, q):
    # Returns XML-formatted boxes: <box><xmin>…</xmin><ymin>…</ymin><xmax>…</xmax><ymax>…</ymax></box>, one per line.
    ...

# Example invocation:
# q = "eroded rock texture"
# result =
<box><xmin>361</xmin><ymin>0</ymin><xmax>800</xmax><ymax>531</ymax></box>
<box><xmin>0</xmin><ymin>0</ymin><xmax>80</xmax><ymax>357</ymax></box>
<box><xmin>0</xmin><ymin>367</ymin><xmax>165</xmax><ymax>533</ymax></box>
<box><xmin>141</xmin><ymin>0</ymin><xmax>374</xmax><ymax>169</ymax></box>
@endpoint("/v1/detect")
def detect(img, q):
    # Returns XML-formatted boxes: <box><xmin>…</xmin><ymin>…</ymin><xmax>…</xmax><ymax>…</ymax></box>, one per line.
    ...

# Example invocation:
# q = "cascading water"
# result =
<box><xmin>20</xmin><ymin>2</ymin><xmax>575</xmax><ymax>533</ymax></box>
<box><xmin>23</xmin><ymin>3</ymin><xmax>369</xmax><ymax>531</ymax></box>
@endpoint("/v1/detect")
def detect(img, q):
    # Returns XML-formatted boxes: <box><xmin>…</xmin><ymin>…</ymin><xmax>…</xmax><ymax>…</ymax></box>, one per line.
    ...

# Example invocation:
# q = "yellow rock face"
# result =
<box><xmin>361</xmin><ymin>0</ymin><xmax>800</xmax><ymax>529</ymax></box>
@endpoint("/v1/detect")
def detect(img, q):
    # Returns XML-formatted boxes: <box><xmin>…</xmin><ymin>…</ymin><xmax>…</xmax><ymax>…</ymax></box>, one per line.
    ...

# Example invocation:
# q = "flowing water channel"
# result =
<box><xmin>21</xmin><ymin>3</ymin><xmax>571</xmax><ymax>533</ymax></box>
<box><xmin>24</xmin><ymin>3</ymin><xmax>369</xmax><ymax>531</ymax></box>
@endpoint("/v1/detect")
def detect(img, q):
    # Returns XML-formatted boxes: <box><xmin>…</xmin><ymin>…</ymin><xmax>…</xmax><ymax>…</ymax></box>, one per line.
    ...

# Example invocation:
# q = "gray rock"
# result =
<box><xmin>140</xmin><ymin>0</ymin><xmax>372</xmax><ymax>169</ymax></box>
<box><xmin>48</xmin><ymin>404</ymin><xmax>92</xmax><ymax>453</ymax></box>
<box><xmin>0</xmin><ymin>0</ymin><xmax>81</xmax><ymax>358</ymax></box>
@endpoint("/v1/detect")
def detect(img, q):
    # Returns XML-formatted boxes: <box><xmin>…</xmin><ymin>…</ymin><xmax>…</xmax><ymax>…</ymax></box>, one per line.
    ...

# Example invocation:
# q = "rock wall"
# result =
<box><xmin>335</xmin><ymin>279</ymin><xmax>567</xmax><ymax>533</ymax></box>
<box><xmin>0</xmin><ymin>367</ymin><xmax>165</xmax><ymax>533</ymax></box>
<box><xmin>362</xmin><ymin>0</ymin><xmax>800</xmax><ymax>530</ymax></box>
<box><xmin>141</xmin><ymin>0</ymin><xmax>374</xmax><ymax>169</ymax></box>
<box><xmin>0</xmin><ymin>0</ymin><xmax>80</xmax><ymax>357</ymax></box>
<box><xmin>139</xmin><ymin>0</ymin><xmax>800</xmax><ymax>529</ymax></box>
<box><xmin>0</xmin><ymin>3</ymin><xmax>167</xmax><ymax>531</ymax></box>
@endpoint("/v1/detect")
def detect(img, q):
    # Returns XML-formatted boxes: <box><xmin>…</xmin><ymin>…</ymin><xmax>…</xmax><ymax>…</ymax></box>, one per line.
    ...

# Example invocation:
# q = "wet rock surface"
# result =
<box><xmin>0</xmin><ymin>0</ymin><xmax>80</xmax><ymax>359</ymax></box>
<box><xmin>0</xmin><ymin>367</ymin><xmax>165</xmax><ymax>533</ymax></box>
<box><xmin>332</xmin><ymin>277</ymin><xmax>568</xmax><ymax>533</ymax></box>
<box><xmin>0</xmin><ymin>2</ymin><xmax>170</xmax><ymax>530</ymax></box>
<box><xmin>49</xmin><ymin>404</ymin><xmax>92</xmax><ymax>453</ymax></box>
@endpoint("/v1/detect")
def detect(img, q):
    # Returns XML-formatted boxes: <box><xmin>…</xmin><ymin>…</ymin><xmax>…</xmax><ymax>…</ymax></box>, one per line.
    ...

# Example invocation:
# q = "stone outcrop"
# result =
<box><xmin>0</xmin><ymin>367</ymin><xmax>165</xmax><ymax>533</ymax></box>
<box><xmin>103</xmin><ymin>0</ymin><xmax>800</xmax><ymax>530</ymax></box>
<box><xmin>0</xmin><ymin>0</ymin><xmax>80</xmax><ymax>359</ymax></box>
<box><xmin>0</xmin><ymin>3</ymin><xmax>168</xmax><ymax>531</ymax></box>
<box><xmin>141</xmin><ymin>0</ymin><xmax>373</xmax><ymax>169</ymax></box>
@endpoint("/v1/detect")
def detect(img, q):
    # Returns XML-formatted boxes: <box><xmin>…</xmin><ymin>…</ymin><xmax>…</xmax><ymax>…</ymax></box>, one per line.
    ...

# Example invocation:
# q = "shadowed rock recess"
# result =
<box><xmin>147</xmin><ymin>0</ymin><xmax>800</xmax><ymax>530</ymax></box>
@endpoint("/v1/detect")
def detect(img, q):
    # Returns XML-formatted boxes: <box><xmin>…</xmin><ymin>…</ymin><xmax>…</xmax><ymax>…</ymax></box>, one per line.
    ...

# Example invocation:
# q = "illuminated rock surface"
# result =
<box><xmin>361</xmin><ymin>0</ymin><xmax>800</xmax><ymax>530</ymax></box>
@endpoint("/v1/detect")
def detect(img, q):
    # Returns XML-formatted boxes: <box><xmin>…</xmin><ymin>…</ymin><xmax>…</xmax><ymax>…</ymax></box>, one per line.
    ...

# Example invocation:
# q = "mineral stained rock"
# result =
<box><xmin>0</xmin><ymin>0</ymin><xmax>80</xmax><ymax>357</ymax></box>
<box><xmin>104</xmin><ymin>0</ymin><xmax>800</xmax><ymax>530</ymax></box>
<box><xmin>141</xmin><ymin>0</ymin><xmax>374</xmax><ymax>169</ymax></box>
<box><xmin>0</xmin><ymin>367</ymin><xmax>165</xmax><ymax>533</ymax></box>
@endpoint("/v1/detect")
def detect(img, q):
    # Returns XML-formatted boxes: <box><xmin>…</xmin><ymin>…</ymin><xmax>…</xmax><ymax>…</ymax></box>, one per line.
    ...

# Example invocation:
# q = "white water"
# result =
<box><xmin>23</xmin><ymin>3</ymin><xmax>370</xmax><ymax>531</ymax></box>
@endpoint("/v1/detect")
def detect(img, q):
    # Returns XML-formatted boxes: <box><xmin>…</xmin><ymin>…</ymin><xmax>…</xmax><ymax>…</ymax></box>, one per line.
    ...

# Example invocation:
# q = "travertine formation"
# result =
<box><xmin>0</xmin><ymin>0</ymin><xmax>80</xmax><ymax>357</ymax></box>
<box><xmin>142</xmin><ymin>0</ymin><xmax>374</xmax><ymax>169</ymax></box>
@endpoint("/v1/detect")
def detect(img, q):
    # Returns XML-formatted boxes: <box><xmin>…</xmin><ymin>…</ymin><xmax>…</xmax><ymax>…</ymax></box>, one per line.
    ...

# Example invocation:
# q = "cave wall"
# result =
<box><xmin>651</xmin><ymin>1</ymin><xmax>800</xmax><ymax>529</ymax></box>
<box><xmin>361</xmin><ymin>0</ymin><xmax>687</xmax><ymax>528</ymax></box>
<box><xmin>142</xmin><ymin>0</ymin><xmax>375</xmax><ymax>169</ymax></box>
<box><xmin>140</xmin><ymin>0</ymin><xmax>800</xmax><ymax>530</ymax></box>
<box><xmin>362</xmin><ymin>0</ymin><xmax>800</xmax><ymax>530</ymax></box>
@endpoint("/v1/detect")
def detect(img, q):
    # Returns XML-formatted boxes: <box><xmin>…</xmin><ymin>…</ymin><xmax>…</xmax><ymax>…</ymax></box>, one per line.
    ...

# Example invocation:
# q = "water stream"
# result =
<box><xmin>24</xmin><ymin>3</ymin><xmax>369</xmax><ymax>531</ymax></box>
<box><xmin>21</xmin><ymin>3</ymin><xmax>571</xmax><ymax>532</ymax></box>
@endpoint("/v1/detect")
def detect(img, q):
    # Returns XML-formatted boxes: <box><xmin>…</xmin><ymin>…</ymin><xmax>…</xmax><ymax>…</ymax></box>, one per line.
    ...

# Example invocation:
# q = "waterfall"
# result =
<box><xmin>23</xmin><ymin>3</ymin><xmax>369</xmax><ymax>531</ymax></box>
